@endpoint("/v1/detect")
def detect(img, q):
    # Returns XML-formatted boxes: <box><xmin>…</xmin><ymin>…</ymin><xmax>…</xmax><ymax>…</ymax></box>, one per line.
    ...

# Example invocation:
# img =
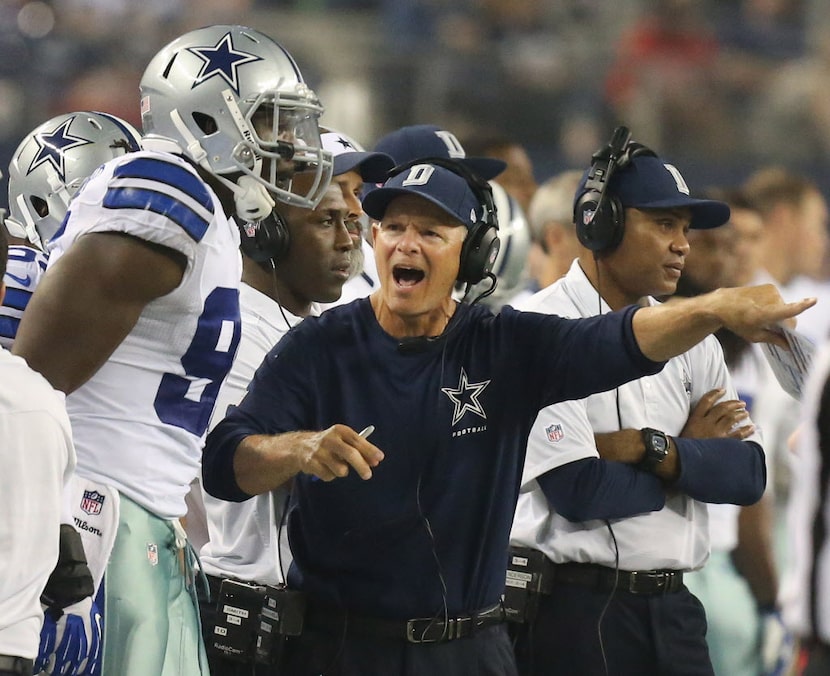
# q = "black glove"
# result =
<box><xmin>41</xmin><ymin>525</ymin><xmax>94</xmax><ymax>610</ymax></box>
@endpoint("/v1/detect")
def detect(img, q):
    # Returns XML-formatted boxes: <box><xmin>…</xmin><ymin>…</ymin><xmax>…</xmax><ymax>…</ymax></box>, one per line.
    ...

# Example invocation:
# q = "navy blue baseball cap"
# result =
<box><xmin>373</xmin><ymin>124</ymin><xmax>506</xmax><ymax>181</ymax></box>
<box><xmin>321</xmin><ymin>131</ymin><xmax>395</xmax><ymax>183</ymax></box>
<box><xmin>594</xmin><ymin>154</ymin><xmax>730</xmax><ymax>229</ymax></box>
<box><xmin>363</xmin><ymin>162</ymin><xmax>482</xmax><ymax>229</ymax></box>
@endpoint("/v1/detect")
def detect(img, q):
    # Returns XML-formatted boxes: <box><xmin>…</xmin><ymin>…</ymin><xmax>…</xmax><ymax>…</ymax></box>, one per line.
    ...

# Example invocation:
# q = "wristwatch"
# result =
<box><xmin>640</xmin><ymin>427</ymin><xmax>670</xmax><ymax>472</ymax></box>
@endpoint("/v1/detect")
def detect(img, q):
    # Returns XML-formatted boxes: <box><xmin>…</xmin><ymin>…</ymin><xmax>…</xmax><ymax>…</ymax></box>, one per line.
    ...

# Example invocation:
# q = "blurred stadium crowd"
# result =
<box><xmin>2</xmin><ymin>0</ymin><xmax>830</xmax><ymax>199</ymax></box>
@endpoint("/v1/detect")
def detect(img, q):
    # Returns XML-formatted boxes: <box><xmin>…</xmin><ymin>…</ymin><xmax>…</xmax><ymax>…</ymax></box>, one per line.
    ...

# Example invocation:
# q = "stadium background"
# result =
<box><xmin>0</xmin><ymin>0</ymin><xmax>828</xmax><ymax>200</ymax></box>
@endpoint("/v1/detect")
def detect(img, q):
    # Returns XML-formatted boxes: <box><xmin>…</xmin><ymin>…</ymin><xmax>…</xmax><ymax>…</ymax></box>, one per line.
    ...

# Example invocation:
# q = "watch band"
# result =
<box><xmin>640</xmin><ymin>427</ymin><xmax>669</xmax><ymax>472</ymax></box>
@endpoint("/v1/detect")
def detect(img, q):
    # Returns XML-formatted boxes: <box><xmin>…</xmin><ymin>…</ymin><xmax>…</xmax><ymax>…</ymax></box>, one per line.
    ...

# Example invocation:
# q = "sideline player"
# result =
<box><xmin>13</xmin><ymin>24</ymin><xmax>330</xmax><ymax>676</ymax></box>
<box><xmin>0</xmin><ymin>209</ymin><xmax>76</xmax><ymax>676</ymax></box>
<box><xmin>198</xmin><ymin>133</ymin><xmax>392</xmax><ymax>675</ymax></box>
<box><xmin>3</xmin><ymin>110</ymin><xmax>143</xmax><ymax>675</ymax></box>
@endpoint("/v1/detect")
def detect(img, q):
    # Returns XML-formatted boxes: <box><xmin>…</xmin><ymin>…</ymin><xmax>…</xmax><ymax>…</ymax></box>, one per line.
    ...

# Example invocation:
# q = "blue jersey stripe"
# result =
<box><xmin>0</xmin><ymin>315</ymin><xmax>20</xmax><ymax>341</ymax></box>
<box><xmin>113</xmin><ymin>158</ymin><xmax>214</xmax><ymax>214</ymax></box>
<box><xmin>103</xmin><ymin>187</ymin><xmax>210</xmax><ymax>242</ymax></box>
<box><xmin>1</xmin><ymin>287</ymin><xmax>33</xmax><ymax>312</ymax></box>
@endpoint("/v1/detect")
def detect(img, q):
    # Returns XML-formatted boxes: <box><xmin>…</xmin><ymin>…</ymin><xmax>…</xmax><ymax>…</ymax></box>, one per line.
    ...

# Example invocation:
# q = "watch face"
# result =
<box><xmin>653</xmin><ymin>434</ymin><xmax>668</xmax><ymax>453</ymax></box>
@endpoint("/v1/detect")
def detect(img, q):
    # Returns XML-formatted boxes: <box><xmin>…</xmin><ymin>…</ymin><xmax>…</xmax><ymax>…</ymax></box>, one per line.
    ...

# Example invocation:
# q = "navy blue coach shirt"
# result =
<box><xmin>203</xmin><ymin>298</ymin><xmax>663</xmax><ymax>619</ymax></box>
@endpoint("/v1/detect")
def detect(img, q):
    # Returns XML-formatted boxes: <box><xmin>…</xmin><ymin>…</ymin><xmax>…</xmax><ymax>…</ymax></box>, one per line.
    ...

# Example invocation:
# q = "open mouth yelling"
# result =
<box><xmin>393</xmin><ymin>265</ymin><xmax>425</xmax><ymax>288</ymax></box>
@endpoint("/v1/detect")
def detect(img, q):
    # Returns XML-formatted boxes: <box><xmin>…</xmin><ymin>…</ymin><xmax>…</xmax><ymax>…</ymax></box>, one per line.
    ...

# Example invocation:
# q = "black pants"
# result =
<box><xmin>512</xmin><ymin>582</ymin><xmax>713</xmax><ymax>676</ymax></box>
<box><xmin>280</xmin><ymin>623</ymin><xmax>518</xmax><ymax>676</ymax></box>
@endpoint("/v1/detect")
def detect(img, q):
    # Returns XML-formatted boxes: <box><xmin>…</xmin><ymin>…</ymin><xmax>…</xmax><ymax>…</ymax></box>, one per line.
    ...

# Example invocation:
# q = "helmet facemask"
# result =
<box><xmin>224</xmin><ymin>88</ymin><xmax>332</xmax><ymax>210</ymax></box>
<box><xmin>140</xmin><ymin>25</ymin><xmax>332</xmax><ymax>217</ymax></box>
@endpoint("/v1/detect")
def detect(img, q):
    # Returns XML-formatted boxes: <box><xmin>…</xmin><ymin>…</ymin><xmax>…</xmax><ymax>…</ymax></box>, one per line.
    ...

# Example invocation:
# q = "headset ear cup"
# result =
<box><xmin>458</xmin><ymin>223</ymin><xmax>500</xmax><ymax>284</ymax></box>
<box><xmin>574</xmin><ymin>127</ymin><xmax>655</xmax><ymax>255</ymax></box>
<box><xmin>257</xmin><ymin>212</ymin><xmax>290</xmax><ymax>263</ymax></box>
<box><xmin>574</xmin><ymin>191</ymin><xmax>624</xmax><ymax>253</ymax></box>
<box><xmin>238</xmin><ymin>211</ymin><xmax>291</xmax><ymax>263</ymax></box>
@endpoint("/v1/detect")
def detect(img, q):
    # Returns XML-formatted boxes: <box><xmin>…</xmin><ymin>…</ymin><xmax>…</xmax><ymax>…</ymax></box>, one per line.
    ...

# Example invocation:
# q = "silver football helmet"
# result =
<box><xmin>6</xmin><ymin>111</ymin><xmax>142</xmax><ymax>249</ymax></box>
<box><xmin>139</xmin><ymin>24</ymin><xmax>332</xmax><ymax>215</ymax></box>
<box><xmin>458</xmin><ymin>181</ymin><xmax>531</xmax><ymax>309</ymax></box>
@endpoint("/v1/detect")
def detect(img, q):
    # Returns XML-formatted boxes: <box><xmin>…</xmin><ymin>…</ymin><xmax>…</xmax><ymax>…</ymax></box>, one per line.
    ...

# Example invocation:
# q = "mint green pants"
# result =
<box><xmin>102</xmin><ymin>495</ymin><xmax>208</xmax><ymax>675</ymax></box>
<box><xmin>684</xmin><ymin>551</ymin><xmax>761</xmax><ymax>676</ymax></box>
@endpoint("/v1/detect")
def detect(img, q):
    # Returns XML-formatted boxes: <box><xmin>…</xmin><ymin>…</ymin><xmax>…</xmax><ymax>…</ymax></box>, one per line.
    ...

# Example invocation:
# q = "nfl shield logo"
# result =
<box><xmin>545</xmin><ymin>423</ymin><xmax>564</xmax><ymax>443</ymax></box>
<box><xmin>582</xmin><ymin>209</ymin><xmax>595</xmax><ymax>225</ymax></box>
<box><xmin>147</xmin><ymin>543</ymin><xmax>159</xmax><ymax>566</ymax></box>
<box><xmin>80</xmin><ymin>490</ymin><xmax>105</xmax><ymax>516</ymax></box>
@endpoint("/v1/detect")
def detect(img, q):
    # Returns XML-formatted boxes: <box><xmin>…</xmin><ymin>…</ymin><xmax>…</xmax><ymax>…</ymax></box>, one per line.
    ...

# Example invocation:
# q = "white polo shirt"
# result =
<box><xmin>510</xmin><ymin>260</ymin><xmax>760</xmax><ymax>571</ymax></box>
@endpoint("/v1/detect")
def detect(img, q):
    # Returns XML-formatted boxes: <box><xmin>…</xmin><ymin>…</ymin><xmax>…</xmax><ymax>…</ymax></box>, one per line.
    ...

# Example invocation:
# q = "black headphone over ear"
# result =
<box><xmin>237</xmin><ymin>210</ymin><xmax>291</xmax><ymax>264</ymax></box>
<box><xmin>574</xmin><ymin>126</ymin><xmax>657</xmax><ymax>253</ymax></box>
<box><xmin>388</xmin><ymin>156</ymin><xmax>500</xmax><ymax>285</ymax></box>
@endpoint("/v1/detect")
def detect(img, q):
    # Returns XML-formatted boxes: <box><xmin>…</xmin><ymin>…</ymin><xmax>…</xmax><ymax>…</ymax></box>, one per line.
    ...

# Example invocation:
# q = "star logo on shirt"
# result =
<box><xmin>441</xmin><ymin>368</ymin><xmax>490</xmax><ymax>426</ymax></box>
<box><xmin>28</xmin><ymin>116</ymin><xmax>93</xmax><ymax>181</ymax></box>
<box><xmin>335</xmin><ymin>136</ymin><xmax>355</xmax><ymax>150</ymax></box>
<box><xmin>187</xmin><ymin>32</ymin><xmax>263</xmax><ymax>95</ymax></box>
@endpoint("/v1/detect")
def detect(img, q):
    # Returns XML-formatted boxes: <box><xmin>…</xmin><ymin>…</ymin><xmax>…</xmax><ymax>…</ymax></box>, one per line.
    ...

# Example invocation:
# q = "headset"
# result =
<box><xmin>388</xmin><ymin>156</ymin><xmax>500</xmax><ymax>285</ymax></box>
<box><xmin>238</xmin><ymin>210</ymin><xmax>291</xmax><ymax>264</ymax></box>
<box><xmin>573</xmin><ymin>126</ymin><xmax>657</xmax><ymax>253</ymax></box>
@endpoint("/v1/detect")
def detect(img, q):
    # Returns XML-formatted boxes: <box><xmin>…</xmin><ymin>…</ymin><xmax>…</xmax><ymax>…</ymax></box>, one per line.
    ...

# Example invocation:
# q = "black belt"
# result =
<box><xmin>305</xmin><ymin>602</ymin><xmax>506</xmax><ymax>643</ymax></box>
<box><xmin>0</xmin><ymin>655</ymin><xmax>32</xmax><ymax>676</ymax></box>
<box><xmin>554</xmin><ymin>562</ymin><xmax>684</xmax><ymax>595</ymax></box>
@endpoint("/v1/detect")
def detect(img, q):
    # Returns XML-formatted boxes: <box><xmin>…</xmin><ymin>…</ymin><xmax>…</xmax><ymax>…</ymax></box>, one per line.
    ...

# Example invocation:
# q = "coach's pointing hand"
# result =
<box><xmin>232</xmin><ymin>426</ymin><xmax>385</xmax><ymax>495</ymax></box>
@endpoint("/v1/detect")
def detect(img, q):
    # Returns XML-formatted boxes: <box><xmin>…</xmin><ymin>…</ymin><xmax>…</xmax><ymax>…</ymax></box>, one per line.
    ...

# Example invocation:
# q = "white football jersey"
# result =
<box><xmin>0</xmin><ymin>245</ymin><xmax>48</xmax><ymax>349</ymax></box>
<box><xmin>49</xmin><ymin>150</ymin><xmax>242</xmax><ymax>520</ymax></box>
<box><xmin>199</xmin><ymin>284</ymin><xmax>314</xmax><ymax>585</ymax></box>
<box><xmin>510</xmin><ymin>260</ymin><xmax>761</xmax><ymax>571</ymax></box>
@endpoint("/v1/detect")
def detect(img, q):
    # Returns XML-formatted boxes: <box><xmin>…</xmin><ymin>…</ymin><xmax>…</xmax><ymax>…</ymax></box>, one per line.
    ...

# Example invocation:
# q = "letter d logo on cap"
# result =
<box><xmin>402</xmin><ymin>165</ymin><xmax>434</xmax><ymax>186</ymax></box>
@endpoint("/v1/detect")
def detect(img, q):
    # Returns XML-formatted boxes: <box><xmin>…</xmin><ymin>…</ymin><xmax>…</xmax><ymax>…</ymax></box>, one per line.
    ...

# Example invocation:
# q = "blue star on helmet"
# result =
<box><xmin>28</xmin><ymin>116</ymin><xmax>93</xmax><ymax>181</ymax></box>
<box><xmin>336</xmin><ymin>136</ymin><xmax>355</xmax><ymax>150</ymax></box>
<box><xmin>187</xmin><ymin>32</ymin><xmax>263</xmax><ymax>95</ymax></box>
<box><xmin>441</xmin><ymin>368</ymin><xmax>490</xmax><ymax>426</ymax></box>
